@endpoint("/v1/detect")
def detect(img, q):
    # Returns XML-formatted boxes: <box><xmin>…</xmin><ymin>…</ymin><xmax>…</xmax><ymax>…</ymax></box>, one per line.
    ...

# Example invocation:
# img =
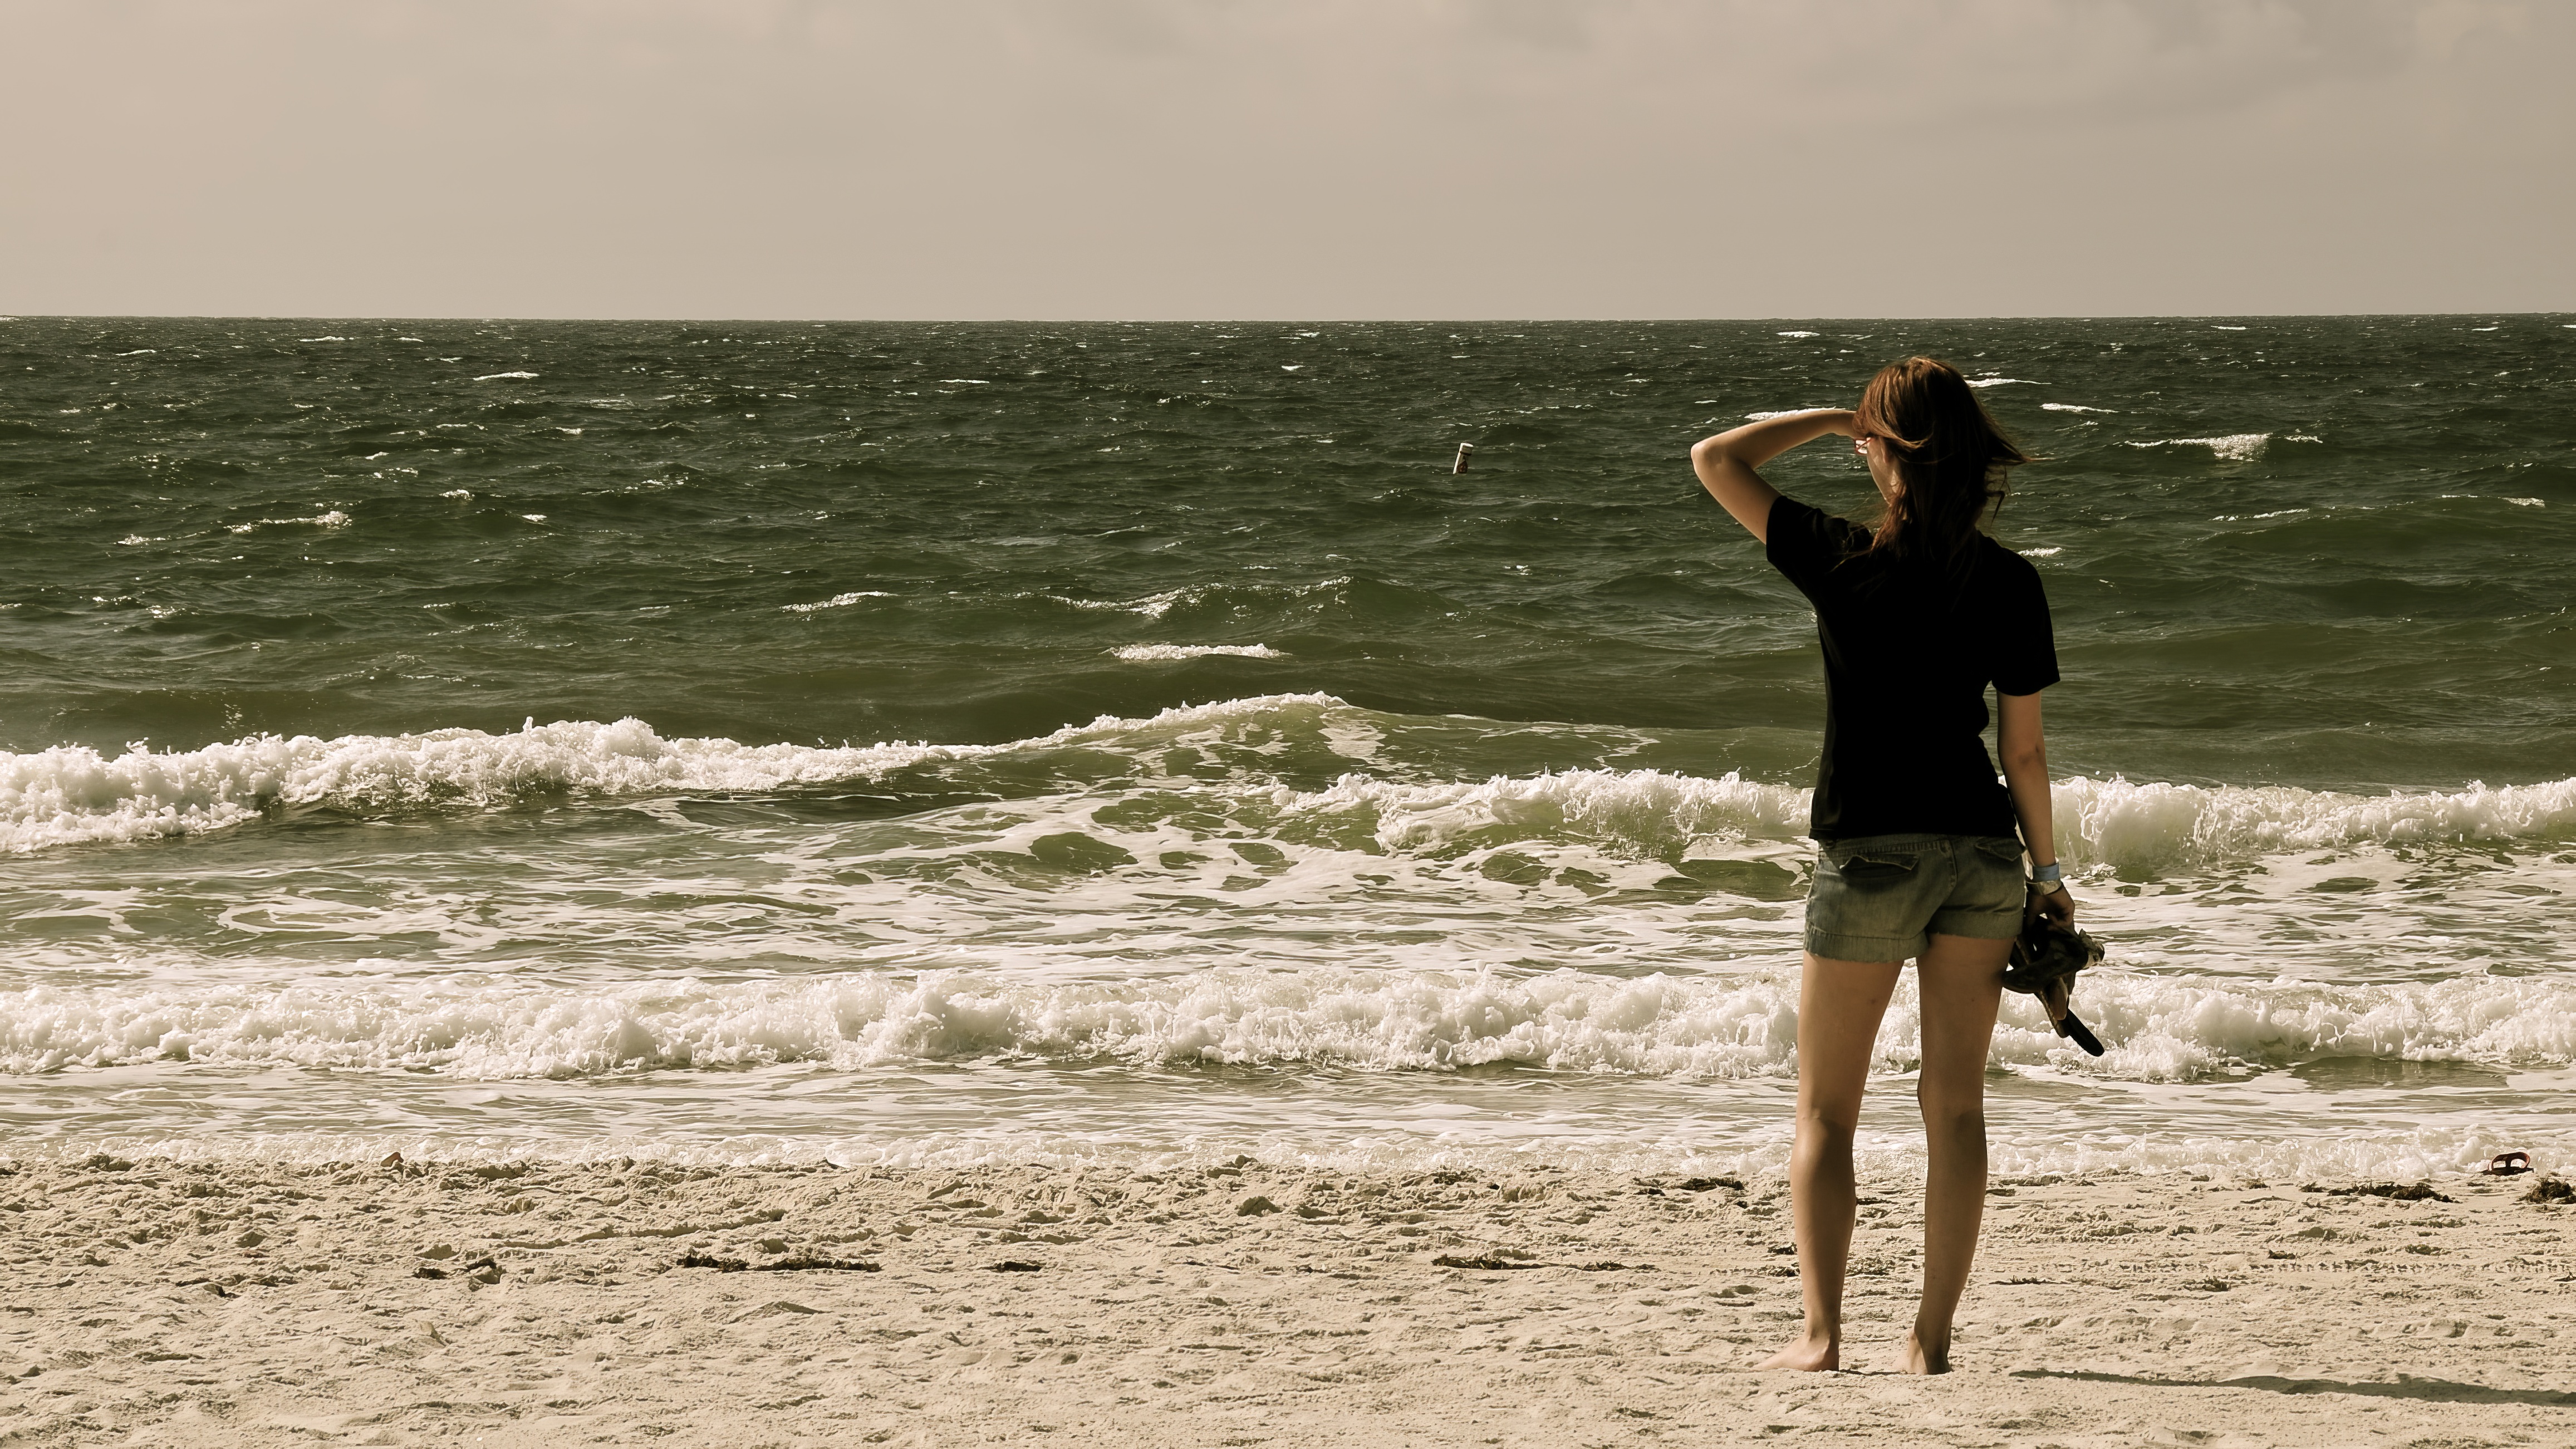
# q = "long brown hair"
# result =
<box><xmin>1851</xmin><ymin>357</ymin><xmax>2032</xmax><ymax>569</ymax></box>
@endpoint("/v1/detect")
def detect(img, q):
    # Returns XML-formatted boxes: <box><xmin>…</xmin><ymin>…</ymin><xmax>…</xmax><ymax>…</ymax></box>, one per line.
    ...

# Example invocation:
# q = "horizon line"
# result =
<box><xmin>7</xmin><ymin>310</ymin><xmax>2573</xmax><ymax>326</ymax></box>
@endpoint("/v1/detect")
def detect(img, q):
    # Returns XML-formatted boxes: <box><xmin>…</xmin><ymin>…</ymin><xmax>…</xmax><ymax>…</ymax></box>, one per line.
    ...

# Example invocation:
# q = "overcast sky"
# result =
<box><xmin>3</xmin><ymin>0</ymin><xmax>2567</xmax><ymax>319</ymax></box>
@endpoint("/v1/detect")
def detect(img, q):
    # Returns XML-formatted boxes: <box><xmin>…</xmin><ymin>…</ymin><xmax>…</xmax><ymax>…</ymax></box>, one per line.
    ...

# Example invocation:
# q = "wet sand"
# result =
<box><xmin>4</xmin><ymin>1155</ymin><xmax>2572</xmax><ymax>1446</ymax></box>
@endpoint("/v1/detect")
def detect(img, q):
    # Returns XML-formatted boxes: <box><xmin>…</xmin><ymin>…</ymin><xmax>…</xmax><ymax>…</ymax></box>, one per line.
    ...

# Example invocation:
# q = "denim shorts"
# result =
<box><xmin>1803</xmin><ymin>833</ymin><xmax>2028</xmax><ymax>962</ymax></box>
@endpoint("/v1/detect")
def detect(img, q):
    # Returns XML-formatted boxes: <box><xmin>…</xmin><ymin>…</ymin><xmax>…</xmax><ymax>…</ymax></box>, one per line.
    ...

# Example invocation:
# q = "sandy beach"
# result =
<box><xmin>5</xmin><ymin>1154</ymin><xmax>2570</xmax><ymax>1447</ymax></box>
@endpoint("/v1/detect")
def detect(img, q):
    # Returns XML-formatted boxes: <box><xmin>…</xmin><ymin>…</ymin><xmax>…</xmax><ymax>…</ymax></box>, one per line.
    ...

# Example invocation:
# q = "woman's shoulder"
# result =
<box><xmin>1972</xmin><ymin>536</ymin><xmax>2050</xmax><ymax>597</ymax></box>
<box><xmin>1977</xmin><ymin>533</ymin><xmax>2042</xmax><ymax>564</ymax></box>
<box><xmin>1767</xmin><ymin>494</ymin><xmax>1874</xmax><ymax>564</ymax></box>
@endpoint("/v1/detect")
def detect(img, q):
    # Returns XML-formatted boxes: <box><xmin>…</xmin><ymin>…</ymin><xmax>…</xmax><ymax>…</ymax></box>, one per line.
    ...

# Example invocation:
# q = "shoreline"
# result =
<box><xmin>7</xmin><ymin>1156</ymin><xmax>2572</xmax><ymax>1446</ymax></box>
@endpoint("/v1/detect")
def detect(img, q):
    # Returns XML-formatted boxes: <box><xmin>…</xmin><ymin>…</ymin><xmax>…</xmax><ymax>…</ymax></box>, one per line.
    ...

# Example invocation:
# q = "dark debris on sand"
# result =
<box><xmin>679</xmin><ymin>1252</ymin><xmax>880</xmax><ymax>1273</ymax></box>
<box><xmin>1432</xmin><ymin>1254</ymin><xmax>1653</xmax><ymax>1272</ymax></box>
<box><xmin>2305</xmin><ymin>1182</ymin><xmax>2455</xmax><ymax>1202</ymax></box>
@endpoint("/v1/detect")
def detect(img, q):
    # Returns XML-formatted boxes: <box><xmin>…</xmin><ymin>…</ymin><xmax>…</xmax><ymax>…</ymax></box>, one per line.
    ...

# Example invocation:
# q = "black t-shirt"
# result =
<box><xmin>1764</xmin><ymin>494</ymin><xmax>2059</xmax><ymax>842</ymax></box>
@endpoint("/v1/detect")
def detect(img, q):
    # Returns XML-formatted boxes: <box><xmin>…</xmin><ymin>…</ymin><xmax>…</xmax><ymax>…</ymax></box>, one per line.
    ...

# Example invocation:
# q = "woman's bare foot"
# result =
<box><xmin>1754</xmin><ymin>1330</ymin><xmax>1839</xmax><ymax>1371</ymax></box>
<box><xmin>1898</xmin><ymin>1327</ymin><xmax>1951</xmax><ymax>1374</ymax></box>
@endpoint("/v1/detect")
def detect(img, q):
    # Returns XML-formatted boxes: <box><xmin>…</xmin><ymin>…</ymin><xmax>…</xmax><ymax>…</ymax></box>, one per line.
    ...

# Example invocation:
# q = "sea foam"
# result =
<box><xmin>1282</xmin><ymin>766</ymin><xmax>2576</xmax><ymax>871</ymax></box>
<box><xmin>2127</xmin><ymin>434</ymin><xmax>2268</xmax><ymax>462</ymax></box>
<box><xmin>6</xmin><ymin>701</ymin><xmax>2574</xmax><ymax>866</ymax></box>
<box><xmin>0</xmin><ymin>699</ymin><xmax>1337</xmax><ymax>853</ymax></box>
<box><xmin>7</xmin><ymin>964</ymin><xmax>2569</xmax><ymax>1080</ymax></box>
<box><xmin>1111</xmin><ymin>644</ymin><xmax>1284</xmax><ymax>661</ymax></box>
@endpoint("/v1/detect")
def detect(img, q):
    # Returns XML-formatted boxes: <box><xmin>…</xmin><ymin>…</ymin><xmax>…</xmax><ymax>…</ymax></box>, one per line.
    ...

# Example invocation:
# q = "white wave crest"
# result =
<box><xmin>2039</xmin><ymin>403</ymin><xmax>2116</xmax><ymax>414</ymax></box>
<box><xmin>2055</xmin><ymin>774</ymin><xmax>2576</xmax><ymax>870</ymax></box>
<box><xmin>1285</xmin><ymin>768</ymin><xmax>2576</xmax><ymax>870</ymax></box>
<box><xmin>0</xmin><ymin>696</ymin><xmax>1348</xmax><ymax>853</ymax></box>
<box><xmin>10</xmin><ymin>694</ymin><xmax>2575</xmax><ymax>868</ymax></box>
<box><xmin>1289</xmin><ymin>769</ymin><xmax>1809</xmax><ymax>854</ymax></box>
<box><xmin>1034</xmin><ymin>576</ymin><xmax>1348</xmax><ymax>622</ymax></box>
<box><xmin>2127</xmin><ymin>434</ymin><xmax>2268</xmax><ymax>462</ymax></box>
<box><xmin>474</xmin><ymin>371</ymin><xmax>539</xmax><ymax>381</ymax></box>
<box><xmin>1112</xmin><ymin>644</ymin><xmax>1284</xmax><ymax>661</ymax></box>
<box><xmin>1967</xmin><ymin>377</ymin><xmax>2042</xmax><ymax>388</ymax></box>
<box><xmin>782</xmin><ymin>591</ymin><xmax>895</xmax><ymax>613</ymax></box>
<box><xmin>8</xmin><ymin>966</ymin><xmax>2569</xmax><ymax>1082</ymax></box>
<box><xmin>226</xmin><ymin>510</ymin><xmax>350</xmax><ymax>534</ymax></box>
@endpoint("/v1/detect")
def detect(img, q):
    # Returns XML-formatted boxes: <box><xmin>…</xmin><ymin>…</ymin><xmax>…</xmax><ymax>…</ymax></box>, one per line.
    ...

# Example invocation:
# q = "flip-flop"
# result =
<box><xmin>2484</xmin><ymin>1151</ymin><xmax>2533</xmax><ymax>1176</ymax></box>
<box><xmin>2005</xmin><ymin>918</ymin><xmax>2108</xmax><ymax>1057</ymax></box>
<box><xmin>2055</xmin><ymin>1009</ymin><xmax>2106</xmax><ymax>1058</ymax></box>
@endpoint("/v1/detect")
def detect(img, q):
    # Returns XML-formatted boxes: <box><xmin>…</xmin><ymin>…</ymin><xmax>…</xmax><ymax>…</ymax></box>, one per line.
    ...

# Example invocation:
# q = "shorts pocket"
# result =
<box><xmin>1954</xmin><ymin>837</ymin><xmax>2033</xmax><ymax>916</ymax></box>
<box><xmin>1971</xmin><ymin>837</ymin><xmax>2027</xmax><ymax>869</ymax></box>
<box><xmin>1827</xmin><ymin>848</ymin><xmax>1921</xmax><ymax>885</ymax></box>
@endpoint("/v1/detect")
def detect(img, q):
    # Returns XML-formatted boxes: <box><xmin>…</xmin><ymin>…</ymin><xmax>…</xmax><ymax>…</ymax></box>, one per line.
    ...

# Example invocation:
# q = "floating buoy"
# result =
<box><xmin>1453</xmin><ymin>443</ymin><xmax>1475</xmax><ymax>474</ymax></box>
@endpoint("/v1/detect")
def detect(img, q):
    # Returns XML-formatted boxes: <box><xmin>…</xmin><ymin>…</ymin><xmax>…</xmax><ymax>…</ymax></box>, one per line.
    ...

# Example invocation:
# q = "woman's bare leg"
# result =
<box><xmin>1901</xmin><ymin>931</ymin><xmax>2009</xmax><ymax>1374</ymax></box>
<box><xmin>1756</xmin><ymin>952</ymin><xmax>1901</xmax><ymax>1371</ymax></box>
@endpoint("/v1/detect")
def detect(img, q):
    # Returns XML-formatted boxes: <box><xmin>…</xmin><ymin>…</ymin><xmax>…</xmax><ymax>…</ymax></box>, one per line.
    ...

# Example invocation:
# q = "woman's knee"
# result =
<box><xmin>1915</xmin><ymin>1096</ymin><xmax>1986</xmax><ymax>1141</ymax></box>
<box><xmin>1795</xmin><ymin>1104</ymin><xmax>1864</xmax><ymax>1143</ymax></box>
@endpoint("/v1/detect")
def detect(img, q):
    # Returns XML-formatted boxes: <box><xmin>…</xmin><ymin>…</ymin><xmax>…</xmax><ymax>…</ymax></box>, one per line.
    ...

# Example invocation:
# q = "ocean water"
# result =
<box><xmin>4</xmin><ymin>315</ymin><xmax>2573</xmax><ymax>1181</ymax></box>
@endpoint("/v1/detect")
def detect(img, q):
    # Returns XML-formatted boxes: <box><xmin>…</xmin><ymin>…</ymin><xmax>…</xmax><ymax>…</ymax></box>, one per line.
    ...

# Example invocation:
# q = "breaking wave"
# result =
<box><xmin>6</xmin><ymin>696</ymin><xmax>2574</xmax><ymax>868</ymax></box>
<box><xmin>8</xmin><ymin>965</ymin><xmax>2570</xmax><ymax>1080</ymax></box>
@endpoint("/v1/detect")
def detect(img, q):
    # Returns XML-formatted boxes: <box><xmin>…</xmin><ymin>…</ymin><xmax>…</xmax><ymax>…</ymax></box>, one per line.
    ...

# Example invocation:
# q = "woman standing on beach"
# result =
<box><xmin>1690</xmin><ymin>357</ymin><xmax>2072</xmax><ymax>1374</ymax></box>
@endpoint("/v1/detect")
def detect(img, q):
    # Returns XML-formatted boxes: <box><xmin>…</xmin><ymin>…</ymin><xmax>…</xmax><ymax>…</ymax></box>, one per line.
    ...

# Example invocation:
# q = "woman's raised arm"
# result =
<box><xmin>1689</xmin><ymin>408</ymin><xmax>1856</xmax><ymax>542</ymax></box>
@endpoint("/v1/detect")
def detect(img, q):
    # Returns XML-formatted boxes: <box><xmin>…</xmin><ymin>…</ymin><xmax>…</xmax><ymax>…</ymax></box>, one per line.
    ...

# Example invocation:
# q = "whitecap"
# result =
<box><xmin>1966</xmin><ymin>377</ymin><xmax>2042</xmax><ymax>389</ymax></box>
<box><xmin>1775</xmin><ymin>331</ymin><xmax>1818</xmax><ymax>338</ymax></box>
<box><xmin>225</xmin><ymin>510</ymin><xmax>351</xmax><ymax>534</ymax></box>
<box><xmin>782</xmin><ymin>592</ymin><xmax>896</xmax><ymax>613</ymax></box>
<box><xmin>2040</xmin><ymin>403</ymin><xmax>2116</xmax><ymax>414</ymax></box>
<box><xmin>298</xmin><ymin>336</ymin><xmax>350</xmax><ymax>343</ymax></box>
<box><xmin>1111</xmin><ymin>644</ymin><xmax>1285</xmax><ymax>662</ymax></box>
<box><xmin>2128</xmin><ymin>434</ymin><xmax>2268</xmax><ymax>462</ymax></box>
<box><xmin>1037</xmin><ymin>586</ymin><xmax>1195</xmax><ymax>620</ymax></box>
<box><xmin>473</xmin><ymin>371</ymin><xmax>540</xmax><ymax>382</ymax></box>
<box><xmin>2506</xmin><ymin>498</ymin><xmax>2545</xmax><ymax>508</ymax></box>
